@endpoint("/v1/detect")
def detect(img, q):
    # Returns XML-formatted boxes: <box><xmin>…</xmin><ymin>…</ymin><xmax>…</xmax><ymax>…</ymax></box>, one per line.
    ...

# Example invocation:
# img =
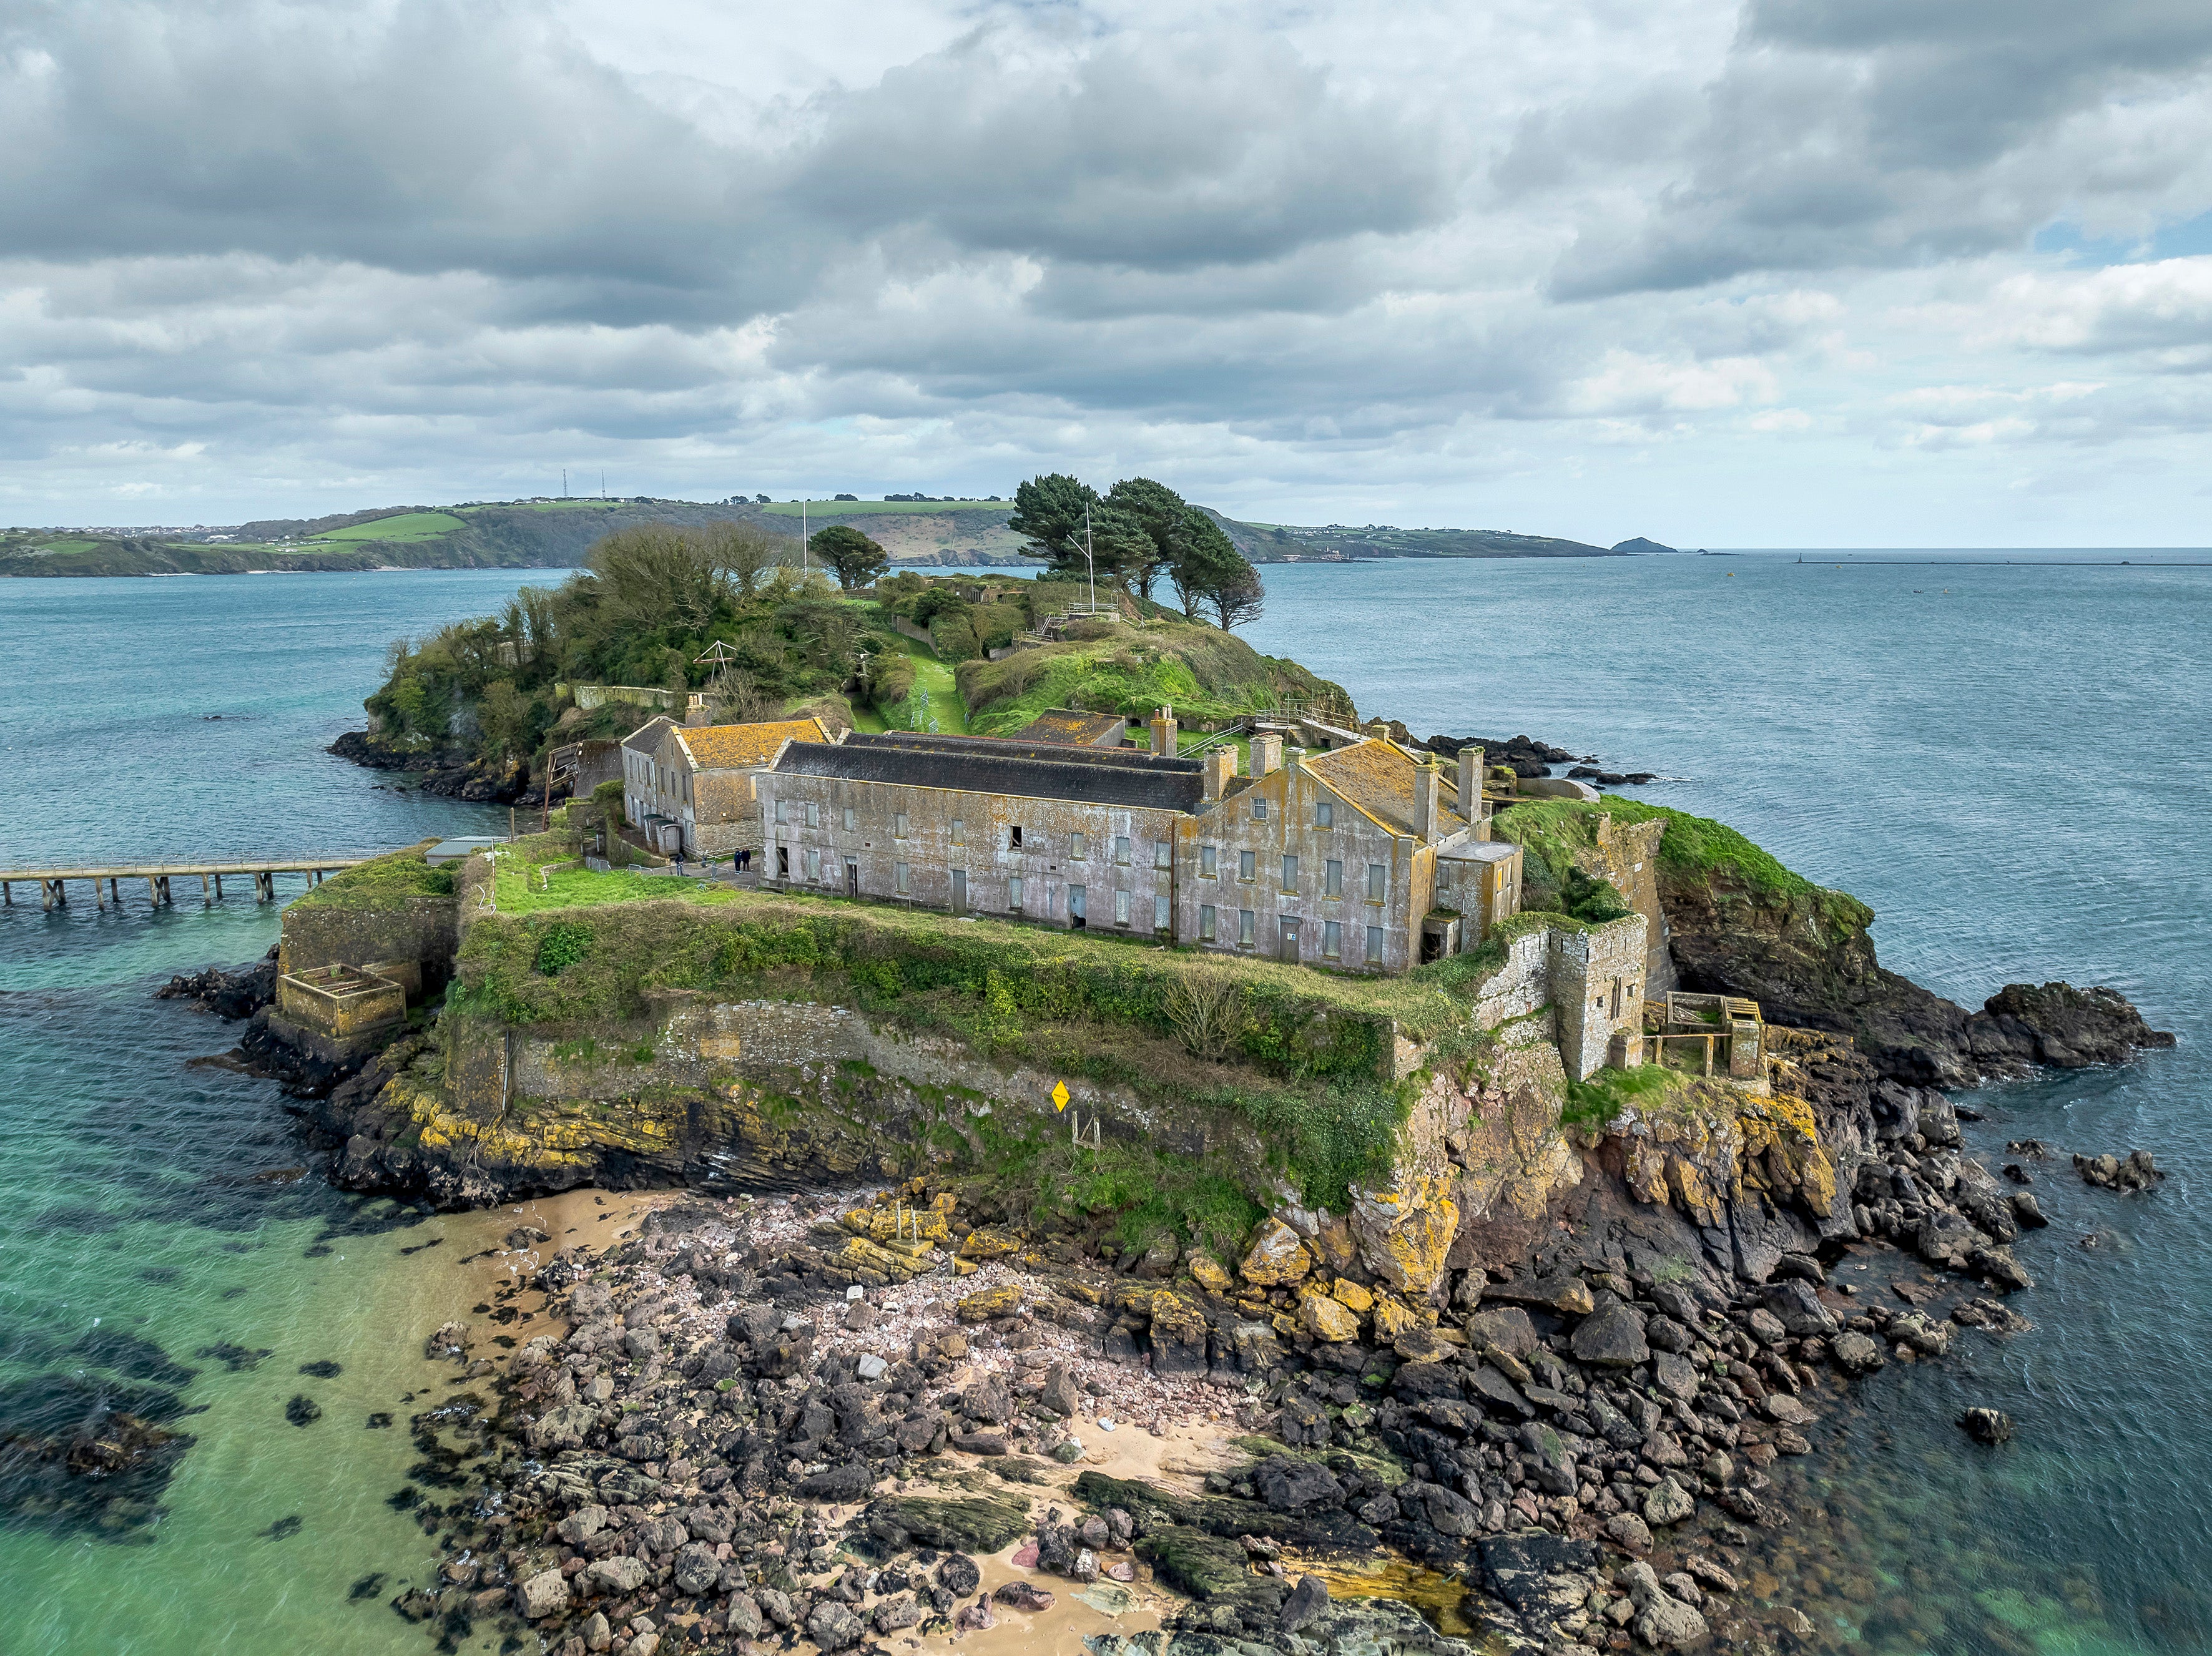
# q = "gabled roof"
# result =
<box><xmin>1009</xmin><ymin>708</ymin><xmax>1129</xmax><ymax>748</ymax></box>
<box><xmin>1303</xmin><ymin>737</ymin><xmax>1472</xmax><ymax>840</ymax></box>
<box><xmin>676</xmin><ymin>717</ymin><xmax>833</xmax><ymax>772</ymax></box>
<box><xmin>621</xmin><ymin>715</ymin><xmax>675</xmax><ymax>753</ymax></box>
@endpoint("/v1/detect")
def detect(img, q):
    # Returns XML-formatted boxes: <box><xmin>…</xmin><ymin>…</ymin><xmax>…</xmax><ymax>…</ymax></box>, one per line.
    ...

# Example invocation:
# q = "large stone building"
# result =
<box><xmin>621</xmin><ymin>715</ymin><xmax>833</xmax><ymax>858</ymax></box>
<box><xmin>755</xmin><ymin>710</ymin><xmax>1529</xmax><ymax>976</ymax></box>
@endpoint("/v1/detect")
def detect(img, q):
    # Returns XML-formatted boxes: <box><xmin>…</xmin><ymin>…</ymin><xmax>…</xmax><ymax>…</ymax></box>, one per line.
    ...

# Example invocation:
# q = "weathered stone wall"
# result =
<box><xmin>1573</xmin><ymin>815</ymin><xmax>1673</xmax><ymax>995</ymax></box>
<box><xmin>280</xmin><ymin>894</ymin><xmax>459</xmax><ymax>990</ymax></box>
<box><xmin>1552</xmin><ymin>914</ymin><xmax>1649</xmax><ymax>1082</ymax></box>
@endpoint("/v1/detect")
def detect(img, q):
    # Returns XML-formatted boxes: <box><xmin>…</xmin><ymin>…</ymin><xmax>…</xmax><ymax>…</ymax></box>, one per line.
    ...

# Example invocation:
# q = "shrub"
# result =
<box><xmin>533</xmin><ymin>921</ymin><xmax>593</xmax><ymax>976</ymax></box>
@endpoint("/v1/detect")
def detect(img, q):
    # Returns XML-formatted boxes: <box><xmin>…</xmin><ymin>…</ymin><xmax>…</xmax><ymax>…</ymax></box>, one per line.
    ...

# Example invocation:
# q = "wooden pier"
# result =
<box><xmin>0</xmin><ymin>854</ymin><xmax>388</xmax><ymax>913</ymax></box>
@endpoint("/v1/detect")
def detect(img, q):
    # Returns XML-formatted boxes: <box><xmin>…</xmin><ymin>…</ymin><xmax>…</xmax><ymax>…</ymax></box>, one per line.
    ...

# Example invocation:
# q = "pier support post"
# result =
<box><xmin>214</xmin><ymin>873</ymin><xmax>223</xmax><ymax>899</ymax></box>
<box><xmin>111</xmin><ymin>877</ymin><xmax>121</xmax><ymax>908</ymax></box>
<box><xmin>255</xmin><ymin>871</ymin><xmax>274</xmax><ymax>903</ymax></box>
<box><xmin>146</xmin><ymin>876</ymin><xmax>159</xmax><ymax>907</ymax></box>
<box><xmin>2</xmin><ymin>879</ymin><xmax>10</xmax><ymax>906</ymax></box>
<box><xmin>200</xmin><ymin>873</ymin><xmax>210</xmax><ymax>903</ymax></box>
<box><xmin>157</xmin><ymin>875</ymin><xmax>171</xmax><ymax>906</ymax></box>
<box><xmin>42</xmin><ymin>879</ymin><xmax>61</xmax><ymax>911</ymax></box>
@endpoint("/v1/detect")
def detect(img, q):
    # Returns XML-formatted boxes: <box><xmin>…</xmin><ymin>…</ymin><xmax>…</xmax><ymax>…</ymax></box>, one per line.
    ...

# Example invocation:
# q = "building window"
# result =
<box><xmin>1009</xmin><ymin>875</ymin><xmax>1023</xmax><ymax>911</ymax></box>
<box><xmin>1325</xmin><ymin>858</ymin><xmax>1342</xmax><ymax>898</ymax></box>
<box><xmin>1365</xmin><ymin>925</ymin><xmax>1384</xmax><ymax>964</ymax></box>
<box><xmin>1115</xmin><ymin>889</ymin><xmax>1131</xmax><ymax>927</ymax></box>
<box><xmin>804</xmin><ymin>801</ymin><xmax>820</xmax><ymax>828</ymax></box>
<box><xmin>775</xmin><ymin>799</ymin><xmax>790</xmax><ymax>825</ymax></box>
<box><xmin>951</xmin><ymin>818</ymin><xmax>964</xmax><ymax>845</ymax></box>
<box><xmin>1252</xmin><ymin>799</ymin><xmax>1269</xmax><ymax>821</ymax></box>
<box><xmin>1115</xmin><ymin>835</ymin><xmax>1131</xmax><ymax>865</ymax></box>
<box><xmin>1437</xmin><ymin>862</ymin><xmax>1453</xmax><ymax>893</ymax></box>
<box><xmin>894</xmin><ymin>811</ymin><xmax>909</xmax><ymax>838</ymax></box>
<box><xmin>1324</xmin><ymin>920</ymin><xmax>1341</xmax><ymax>958</ymax></box>
<box><xmin>895</xmin><ymin>861</ymin><xmax>910</xmax><ymax>895</ymax></box>
<box><xmin>1367</xmin><ymin>862</ymin><xmax>1387</xmax><ymax>901</ymax></box>
<box><xmin>1281</xmin><ymin>853</ymin><xmax>1298</xmax><ymax>892</ymax></box>
<box><xmin>1201</xmin><ymin>844</ymin><xmax>1217</xmax><ymax>878</ymax></box>
<box><xmin>1201</xmin><ymin>904</ymin><xmax>1216</xmax><ymax>941</ymax></box>
<box><xmin>1239</xmin><ymin>908</ymin><xmax>1256</xmax><ymax>948</ymax></box>
<box><xmin>805</xmin><ymin>849</ymin><xmax>821</xmax><ymax>881</ymax></box>
<box><xmin>1316</xmin><ymin>800</ymin><xmax>1333</xmax><ymax>828</ymax></box>
<box><xmin>1154</xmin><ymin>892</ymin><xmax>1169</xmax><ymax>930</ymax></box>
<box><xmin>842</xmin><ymin>806</ymin><xmax>856</xmax><ymax>831</ymax></box>
<box><xmin>1154</xmin><ymin>840</ymin><xmax>1171</xmax><ymax>870</ymax></box>
<box><xmin>1010</xmin><ymin>825</ymin><xmax>1023</xmax><ymax>849</ymax></box>
<box><xmin>1070</xmin><ymin>830</ymin><xmax>1086</xmax><ymax>858</ymax></box>
<box><xmin>1239</xmin><ymin>850</ymin><xmax>1256</xmax><ymax>883</ymax></box>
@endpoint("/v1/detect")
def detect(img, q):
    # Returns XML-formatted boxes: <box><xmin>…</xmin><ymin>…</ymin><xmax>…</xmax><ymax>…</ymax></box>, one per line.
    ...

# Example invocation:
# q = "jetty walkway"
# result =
<box><xmin>0</xmin><ymin>853</ymin><xmax>392</xmax><ymax>911</ymax></box>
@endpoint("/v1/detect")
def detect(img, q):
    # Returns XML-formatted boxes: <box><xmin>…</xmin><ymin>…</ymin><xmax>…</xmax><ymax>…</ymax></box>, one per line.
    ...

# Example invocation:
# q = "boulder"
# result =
<box><xmin>1606</xmin><ymin>1512</ymin><xmax>1653</xmax><ymax>1553</ymax></box>
<box><xmin>1349</xmin><ymin>1172</ymin><xmax>1459</xmax><ymax>1296</ymax></box>
<box><xmin>1570</xmin><ymin>1303</ymin><xmax>1649</xmax><ymax>1368</ymax></box>
<box><xmin>1239</xmin><ymin>1218</ymin><xmax>1313</xmax><ymax>1287</ymax></box>
<box><xmin>1829</xmin><ymin>1331</ymin><xmax>1885</xmax><ymax>1376</ymax></box>
<box><xmin>1760</xmin><ymin>1280</ymin><xmax>1837</xmax><ymax>1337</ymax></box>
<box><xmin>1281</xmin><ymin>1574</ymin><xmax>1330</xmax><ymax>1632</ymax></box>
<box><xmin>957</xmin><ymin>1284</ymin><xmax>1021</xmax><ymax>1321</ymax></box>
<box><xmin>1651</xmin><ymin>1352</ymin><xmax>1700</xmax><ymax>1402</ymax></box>
<box><xmin>586</xmin><ymin>1557</ymin><xmax>649</xmax><ymax>1595</ymax></box>
<box><xmin>1465</xmin><ymin>1305</ymin><xmax>1540</xmax><ymax>1355</ymax></box>
<box><xmin>513</xmin><ymin>1569</ymin><xmax>570</xmax><ymax>1620</ymax></box>
<box><xmin>529</xmin><ymin>1404</ymin><xmax>599</xmax><ymax>1453</ymax></box>
<box><xmin>1255</xmin><ymin>1455</ymin><xmax>1345</xmax><ymax>1511</ymax></box>
<box><xmin>1038</xmin><ymin>1364</ymin><xmax>1081</xmax><ymax>1418</ymax></box>
<box><xmin>672</xmin><ymin>1543</ymin><xmax>720</xmax><ymax>1596</ymax></box>
<box><xmin>1643</xmin><ymin>1478</ymin><xmax>1694</xmax><ymax>1527</ymax></box>
<box><xmin>1959</xmin><ymin>1407</ymin><xmax>2013</xmax><ymax>1444</ymax></box>
<box><xmin>873</xmin><ymin>1594</ymin><xmax>923</xmax><ymax>1633</ymax></box>
<box><xmin>1298</xmin><ymin>1291</ymin><xmax>1361</xmax><ymax>1343</ymax></box>
<box><xmin>993</xmin><ymin>1581</ymin><xmax>1056</xmax><ymax>1612</ymax></box>
<box><xmin>806</xmin><ymin>1600</ymin><xmax>863</xmax><ymax>1650</ymax></box>
<box><xmin>1969</xmin><ymin>982</ymin><xmax>2174</xmax><ymax>1069</ymax></box>
<box><xmin>937</xmin><ymin>1554</ymin><xmax>981</xmax><ymax>1597</ymax></box>
<box><xmin>1148</xmin><ymin>1290</ymin><xmax>1212</xmax><ymax>1375</ymax></box>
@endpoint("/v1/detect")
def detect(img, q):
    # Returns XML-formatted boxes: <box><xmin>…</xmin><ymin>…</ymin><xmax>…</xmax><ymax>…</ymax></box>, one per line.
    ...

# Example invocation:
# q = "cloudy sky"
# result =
<box><xmin>7</xmin><ymin>0</ymin><xmax>2212</xmax><ymax>544</ymax></box>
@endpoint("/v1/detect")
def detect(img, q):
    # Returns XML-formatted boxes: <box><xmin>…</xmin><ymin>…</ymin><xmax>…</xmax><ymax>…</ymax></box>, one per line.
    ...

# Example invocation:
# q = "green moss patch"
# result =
<box><xmin>288</xmin><ymin>841</ymin><xmax>453</xmax><ymax>912</ymax></box>
<box><xmin>1561</xmin><ymin>1062</ymin><xmax>1689</xmax><ymax>1130</ymax></box>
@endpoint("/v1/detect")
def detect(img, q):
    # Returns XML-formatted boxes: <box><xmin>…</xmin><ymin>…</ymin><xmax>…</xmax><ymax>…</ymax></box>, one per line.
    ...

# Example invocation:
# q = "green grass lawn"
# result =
<box><xmin>876</xmin><ymin>635</ymin><xmax>971</xmax><ymax>734</ymax></box>
<box><xmin>762</xmin><ymin>500</ymin><xmax>1006</xmax><ymax>517</ymax></box>
<box><xmin>494</xmin><ymin>856</ymin><xmax>733</xmax><ymax>916</ymax></box>
<box><xmin>310</xmin><ymin>511</ymin><xmax>468</xmax><ymax>542</ymax></box>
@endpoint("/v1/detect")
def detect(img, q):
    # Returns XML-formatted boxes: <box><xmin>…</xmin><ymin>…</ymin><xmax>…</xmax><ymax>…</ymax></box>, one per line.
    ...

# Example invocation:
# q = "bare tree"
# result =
<box><xmin>1162</xmin><ymin>970</ymin><xmax>1246</xmax><ymax>1061</ymax></box>
<box><xmin>702</xmin><ymin>520</ymin><xmax>799</xmax><ymax>600</ymax></box>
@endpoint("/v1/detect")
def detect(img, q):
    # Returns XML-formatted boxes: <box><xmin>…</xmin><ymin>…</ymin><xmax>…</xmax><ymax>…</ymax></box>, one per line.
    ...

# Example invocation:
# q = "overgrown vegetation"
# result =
<box><xmin>1497</xmin><ymin>796</ymin><xmax>1870</xmax><ymax>933</ymax></box>
<box><xmin>1006</xmin><ymin>473</ymin><xmax>1262</xmax><ymax>626</ymax></box>
<box><xmin>287</xmin><ymin>841</ymin><xmax>454</xmax><ymax>911</ymax></box>
<box><xmin>448</xmin><ymin>888</ymin><xmax>1505</xmax><ymax>1207</ymax></box>
<box><xmin>1561</xmin><ymin>1062</ymin><xmax>1686</xmax><ymax>1130</ymax></box>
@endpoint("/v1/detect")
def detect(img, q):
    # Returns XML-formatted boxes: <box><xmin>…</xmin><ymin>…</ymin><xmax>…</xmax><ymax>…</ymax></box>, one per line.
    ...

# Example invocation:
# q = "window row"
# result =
<box><xmin>782</xmin><ymin>850</ymin><xmax>1169</xmax><ymax>930</ymax></box>
<box><xmin>1195</xmin><ymin>847</ymin><xmax>1387</xmax><ymax>901</ymax></box>
<box><xmin>1196</xmin><ymin>904</ymin><xmax>1385</xmax><ymax>963</ymax></box>
<box><xmin>770</xmin><ymin>803</ymin><xmax>1170</xmax><ymax>867</ymax></box>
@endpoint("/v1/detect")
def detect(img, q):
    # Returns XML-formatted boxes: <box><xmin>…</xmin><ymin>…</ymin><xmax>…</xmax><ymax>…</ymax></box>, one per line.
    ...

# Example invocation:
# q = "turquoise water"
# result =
<box><xmin>2</xmin><ymin>558</ymin><xmax>2204</xmax><ymax>1654</ymax></box>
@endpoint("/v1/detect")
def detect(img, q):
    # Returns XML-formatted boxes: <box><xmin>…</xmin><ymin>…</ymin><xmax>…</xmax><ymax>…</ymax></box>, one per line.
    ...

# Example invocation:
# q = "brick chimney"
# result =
<box><xmin>1413</xmin><ymin>755</ymin><xmax>1442</xmax><ymax>841</ymax></box>
<box><xmin>1458</xmin><ymin>746</ymin><xmax>1487</xmax><ymax>841</ymax></box>
<box><xmin>1203</xmin><ymin>745</ymin><xmax>1237</xmax><ymax>800</ymax></box>
<box><xmin>1250</xmin><ymin>732</ymin><xmax>1282</xmax><ymax>777</ymax></box>
<box><xmin>1148</xmin><ymin>705</ymin><xmax>1178</xmax><ymax>756</ymax></box>
<box><xmin>684</xmin><ymin>692</ymin><xmax>709</xmax><ymax>729</ymax></box>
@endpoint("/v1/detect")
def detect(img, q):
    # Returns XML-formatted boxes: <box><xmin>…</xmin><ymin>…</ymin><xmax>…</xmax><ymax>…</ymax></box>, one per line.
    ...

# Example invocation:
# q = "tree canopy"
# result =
<box><xmin>807</xmin><ymin>523</ymin><xmax>891</xmax><ymax>591</ymax></box>
<box><xmin>1008</xmin><ymin>471</ymin><xmax>1265</xmax><ymax>627</ymax></box>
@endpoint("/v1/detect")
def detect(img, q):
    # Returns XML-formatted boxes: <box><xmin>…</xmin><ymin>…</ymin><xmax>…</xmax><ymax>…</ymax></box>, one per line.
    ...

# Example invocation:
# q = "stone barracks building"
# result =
<box><xmin>621</xmin><ymin>714</ymin><xmax>834</xmax><ymax>858</ymax></box>
<box><xmin>755</xmin><ymin>709</ymin><xmax>1526</xmax><ymax>977</ymax></box>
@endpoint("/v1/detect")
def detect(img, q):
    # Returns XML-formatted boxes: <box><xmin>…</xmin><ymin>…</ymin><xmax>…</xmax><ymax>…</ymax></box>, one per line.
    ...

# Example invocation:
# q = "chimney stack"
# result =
<box><xmin>685</xmin><ymin>692</ymin><xmax>709</xmax><ymax>729</ymax></box>
<box><xmin>1250</xmin><ymin>732</ymin><xmax>1283</xmax><ymax>777</ymax></box>
<box><xmin>1148</xmin><ymin>705</ymin><xmax>1178</xmax><ymax>757</ymax></box>
<box><xmin>1413</xmin><ymin>755</ymin><xmax>1442</xmax><ymax>841</ymax></box>
<box><xmin>1203</xmin><ymin>745</ymin><xmax>1238</xmax><ymax>800</ymax></box>
<box><xmin>1458</xmin><ymin>746</ymin><xmax>1488</xmax><ymax>841</ymax></box>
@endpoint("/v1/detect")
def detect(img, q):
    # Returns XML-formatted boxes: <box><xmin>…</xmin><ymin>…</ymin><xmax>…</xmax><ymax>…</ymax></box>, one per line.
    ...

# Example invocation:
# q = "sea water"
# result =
<box><xmin>2</xmin><ymin>556</ymin><xmax>2205</xmax><ymax>1655</ymax></box>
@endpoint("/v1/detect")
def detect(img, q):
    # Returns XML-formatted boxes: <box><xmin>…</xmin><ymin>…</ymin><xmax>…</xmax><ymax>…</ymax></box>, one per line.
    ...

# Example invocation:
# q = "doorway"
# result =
<box><xmin>1279</xmin><ymin>916</ymin><xmax>1300</xmax><ymax>964</ymax></box>
<box><xmin>776</xmin><ymin>846</ymin><xmax>789</xmax><ymax>878</ymax></box>
<box><xmin>951</xmin><ymin>870</ymin><xmax>966</xmax><ymax>911</ymax></box>
<box><xmin>845</xmin><ymin>859</ymin><xmax>859</xmax><ymax>898</ymax></box>
<box><xmin>1068</xmin><ymin>884</ymin><xmax>1086</xmax><ymax>928</ymax></box>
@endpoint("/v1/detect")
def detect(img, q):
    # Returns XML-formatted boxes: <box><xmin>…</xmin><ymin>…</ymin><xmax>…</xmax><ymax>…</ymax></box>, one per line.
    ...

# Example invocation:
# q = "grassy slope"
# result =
<box><xmin>287</xmin><ymin>841</ymin><xmax>453</xmax><ymax>911</ymax></box>
<box><xmin>955</xmin><ymin>615</ymin><xmax>1350</xmax><ymax>735</ymax></box>
<box><xmin>310</xmin><ymin>511</ymin><xmax>468</xmax><ymax>542</ymax></box>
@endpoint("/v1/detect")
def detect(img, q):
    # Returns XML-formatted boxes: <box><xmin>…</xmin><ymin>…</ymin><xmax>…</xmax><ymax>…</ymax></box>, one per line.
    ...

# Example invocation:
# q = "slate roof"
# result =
<box><xmin>1304</xmin><ymin>738</ymin><xmax>1472</xmax><ymax>838</ymax></box>
<box><xmin>621</xmin><ymin>715</ymin><xmax>674</xmax><ymax>753</ymax></box>
<box><xmin>775</xmin><ymin>732</ymin><xmax>1205</xmax><ymax>813</ymax></box>
<box><xmin>679</xmin><ymin>717</ymin><xmax>832</xmax><ymax>771</ymax></box>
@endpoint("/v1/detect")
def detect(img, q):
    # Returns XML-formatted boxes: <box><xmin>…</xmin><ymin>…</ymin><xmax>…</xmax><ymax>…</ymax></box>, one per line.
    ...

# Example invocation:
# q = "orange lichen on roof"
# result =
<box><xmin>677</xmin><ymin>717</ymin><xmax>832</xmax><ymax>771</ymax></box>
<box><xmin>1306</xmin><ymin>739</ymin><xmax>1471</xmax><ymax>836</ymax></box>
<box><xmin>1011</xmin><ymin>709</ymin><xmax>1128</xmax><ymax>747</ymax></box>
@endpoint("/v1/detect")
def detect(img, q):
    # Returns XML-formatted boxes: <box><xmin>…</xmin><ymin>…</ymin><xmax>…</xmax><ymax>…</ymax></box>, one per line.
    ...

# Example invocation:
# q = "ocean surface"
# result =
<box><xmin>2</xmin><ymin>557</ymin><xmax>2205</xmax><ymax>1655</ymax></box>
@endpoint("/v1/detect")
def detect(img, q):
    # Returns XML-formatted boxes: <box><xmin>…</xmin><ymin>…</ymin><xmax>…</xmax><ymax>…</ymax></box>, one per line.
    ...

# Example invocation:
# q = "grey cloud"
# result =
<box><xmin>1549</xmin><ymin>0</ymin><xmax>2212</xmax><ymax>297</ymax></box>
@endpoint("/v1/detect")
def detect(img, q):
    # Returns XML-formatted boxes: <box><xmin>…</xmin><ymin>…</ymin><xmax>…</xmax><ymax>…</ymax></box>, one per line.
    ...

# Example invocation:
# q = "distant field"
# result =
<box><xmin>311</xmin><ymin>511</ymin><xmax>468</xmax><ymax>542</ymax></box>
<box><xmin>762</xmin><ymin>500</ymin><xmax>1006</xmax><ymax>517</ymax></box>
<box><xmin>461</xmin><ymin>501</ymin><xmax>626</xmax><ymax>515</ymax></box>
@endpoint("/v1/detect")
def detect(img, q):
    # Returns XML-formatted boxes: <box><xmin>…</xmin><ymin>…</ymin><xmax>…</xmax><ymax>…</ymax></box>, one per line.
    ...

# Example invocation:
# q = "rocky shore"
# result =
<box><xmin>328</xmin><ymin>729</ymin><xmax>534</xmax><ymax>803</ymax></box>
<box><xmin>358</xmin><ymin>1012</ymin><xmax>2126</xmax><ymax>1656</ymax></box>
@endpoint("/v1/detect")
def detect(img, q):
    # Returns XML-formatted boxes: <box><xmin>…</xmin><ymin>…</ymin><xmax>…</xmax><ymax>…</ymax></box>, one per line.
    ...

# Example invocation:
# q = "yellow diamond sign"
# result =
<box><xmin>1051</xmin><ymin>1080</ymin><xmax>1069</xmax><ymax>1112</ymax></box>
